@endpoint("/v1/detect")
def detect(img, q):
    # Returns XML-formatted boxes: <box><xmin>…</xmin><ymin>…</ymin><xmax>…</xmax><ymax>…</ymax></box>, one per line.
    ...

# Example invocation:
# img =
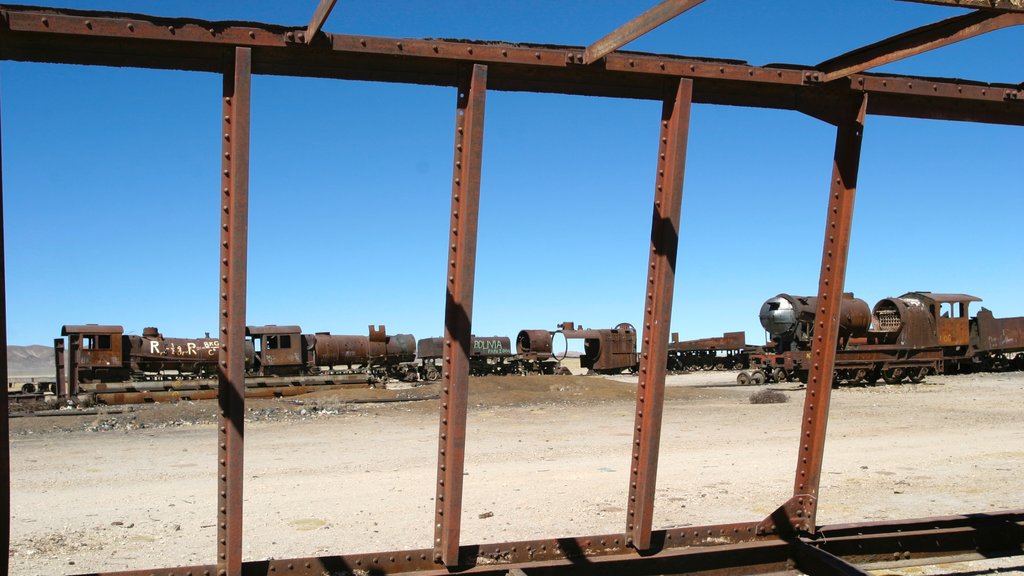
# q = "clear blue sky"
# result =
<box><xmin>2</xmin><ymin>1</ymin><xmax>1021</xmax><ymax>347</ymax></box>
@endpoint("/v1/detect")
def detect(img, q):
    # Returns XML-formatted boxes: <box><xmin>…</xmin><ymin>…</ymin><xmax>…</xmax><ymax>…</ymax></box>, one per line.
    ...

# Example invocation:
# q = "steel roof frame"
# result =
<box><xmin>1</xmin><ymin>2</ymin><xmax>1022</xmax><ymax>575</ymax></box>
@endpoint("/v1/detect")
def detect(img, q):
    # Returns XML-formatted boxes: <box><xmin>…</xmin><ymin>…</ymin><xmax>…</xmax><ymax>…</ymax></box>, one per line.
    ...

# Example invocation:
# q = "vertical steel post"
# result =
<box><xmin>54</xmin><ymin>338</ymin><xmax>66</xmax><ymax>399</ymax></box>
<box><xmin>792</xmin><ymin>93</ymin><xmax>868</xmax><ymax>532</ymax></box>
<box><xmin>434</xmin><ymin>63</ymin><xmax>487</xmax><ymax>567</ymax></box>
<box><xmin>0</xmin><ymin>87</ymin><xmax>9</xmax><ymax>575</ymax></box>
<box><xmin>218</xmin><ymin>46</ymin><xmax>251</xmax><ymax>576</ymax></box>
<box><xmin>67</xmin><ymin>333</ymin><xmax>79</xmax><ymax>397</ymax></box>
<box><xmin>627</xmin><ymin>78</ymin><xmax>692</xmax><ymax>551</ymax></box>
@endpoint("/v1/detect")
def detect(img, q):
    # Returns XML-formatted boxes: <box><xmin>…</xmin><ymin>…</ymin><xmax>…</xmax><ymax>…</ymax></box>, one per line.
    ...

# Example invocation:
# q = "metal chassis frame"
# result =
<box><xmin>1</xmin><ymin>5</ymin><xmax>1022</xmax><ymax>576</ymax></box>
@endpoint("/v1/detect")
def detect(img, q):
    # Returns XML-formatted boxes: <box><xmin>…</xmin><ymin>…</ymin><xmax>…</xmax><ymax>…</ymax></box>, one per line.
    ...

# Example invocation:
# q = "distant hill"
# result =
<box><xmin>7</xmin><ymin>345</ymin><xmax>54</xmax><ymax>377</ymax></box>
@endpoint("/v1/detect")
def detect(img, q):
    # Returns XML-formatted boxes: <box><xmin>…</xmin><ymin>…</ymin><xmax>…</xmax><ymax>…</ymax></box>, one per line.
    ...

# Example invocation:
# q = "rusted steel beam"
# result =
<box><xmin>817</xmin><ymin>10</ymin><xmax>1024</xmax><ymax>81</ymax></box>
<box><xmin>899</xmin><ymin>0</ymin><xmax>1024</xmax><ymax>11</ymax></box>
<box><xmin>0</xmin><ymin>7</ymin><xmax>1021</xmax><ymax>124</ymax></box>
<box><xmin>791</xmin><ymin>93</ymin><xmax>868</xmax><ymax>533</ymax></box>
<box><xmin>218</xmin><ymin>46</ymin><xmax>251</xmax><ymax>576</ymax></box>
<box><xmin>305</xmin><ymin>0</ymin><xmax>338</xmax><ymax>44</ymax></box>
<box><xmin>68</xmin><ymin>511</ymin><xmax>1024</xmax><ymax>576</ymax></box>
<box><xmin>434</xmin><ymin>63</ymin><xmax>487</xmax><ymax>567</ymax></box>
<box><xmin>627</xmin><ymin>78</ymin><xmax>692</xmax><ymax>551</ymax></box>
<box><xmin>582</xmin><ymin>0</ymin><xmax>706</xmax><ymax>64</ymax></box>
<box><xmin>0</xmin><ymin>88</ymin><xmax>9</xmax><ymax>576</ymax></box>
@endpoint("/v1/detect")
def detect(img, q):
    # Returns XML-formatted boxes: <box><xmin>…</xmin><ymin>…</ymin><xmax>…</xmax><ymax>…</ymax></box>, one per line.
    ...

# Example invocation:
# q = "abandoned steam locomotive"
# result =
<box><xmin>31</xmin><ymin>321</ymin><xmax>641</xmax><ymax>400</ymax></box>
<box><xmin>740</xmin><ymin>292</ymin><xmax>1024</xmax><ymax>385</ymax></box>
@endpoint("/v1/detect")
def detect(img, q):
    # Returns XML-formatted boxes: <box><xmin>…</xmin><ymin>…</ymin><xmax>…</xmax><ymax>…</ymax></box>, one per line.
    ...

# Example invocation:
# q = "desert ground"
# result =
<box><xmin>7</xmin><ymin>369</ymin><xmax>1024</xmax><ymax>575</ymax></box>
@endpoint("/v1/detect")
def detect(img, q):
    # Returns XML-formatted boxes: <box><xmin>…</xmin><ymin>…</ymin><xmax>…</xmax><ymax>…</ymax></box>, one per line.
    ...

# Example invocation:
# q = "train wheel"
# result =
<box><xmin>20</xmin><ymin>383</ymin><xmax>36</xmax><ymax>394</ymax></box>
<box><xmin>750</xmin><ymin>370</ymin><xmax>766</xmax><ymax>385</ymax></box>
<box><xmin>853</xmin><ymin>369</ymin><xmax>868</xmax><ymax>384</ymax></box>
<box><xmin>882</xmin><ymin>368</ymin><xmax>904</xmax><ymax>384</ymax></box>
<box><xmin>736</xmin><ymin>372</ymin><xmax>751</xmax><ymax>386</ymax></box>
<box><xmin>908</xmin><ymin>367</ymin><xmax>928</xmax><ymax>383</ymax></box>
<box><xmin>771</xmin><ymin>368</ymin><xmax>787</xmax><ymax>384</ymax></box>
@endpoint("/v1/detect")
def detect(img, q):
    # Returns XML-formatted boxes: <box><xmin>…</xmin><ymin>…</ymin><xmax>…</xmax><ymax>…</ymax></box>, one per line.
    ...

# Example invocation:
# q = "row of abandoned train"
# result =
<box><xmin>12</xmin><ymin>291</ymin><xmax>1024</xmax><ymax>401</ymax></box>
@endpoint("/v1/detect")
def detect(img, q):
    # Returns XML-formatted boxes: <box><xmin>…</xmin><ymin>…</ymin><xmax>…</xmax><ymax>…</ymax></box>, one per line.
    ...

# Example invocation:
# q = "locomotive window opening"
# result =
<box><xmin>941</xmin><ymin>303</ymin><xmax>954</xmax><ymax>318</ymax></box>
<box><xmin>267</xmin><ymin>335</ymin><xmax>279</xmax><ymax>350</ymax></box>
<box><xmin>957</xmin><ymin>303</ymin><xmax>967</xmax><ymax>318</ymax></box>
<box><xmin>83</xmin><ymin>335</ymin><xmax>95</xmax><ymax>350</ymax></box>
<box><xmin>279</xmin><ymin>335</ymin><xmax>292</xmax><ymax>349</ymax></box>
<box><xmin>98</xmin><ymin>335</ymin><xmax>111</xmax><ymax>349</ymax></box>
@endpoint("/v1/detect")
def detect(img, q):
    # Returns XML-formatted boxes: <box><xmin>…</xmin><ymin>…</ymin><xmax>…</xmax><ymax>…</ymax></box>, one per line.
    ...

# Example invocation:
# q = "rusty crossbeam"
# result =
<box><xmin>434</xmin><ymin>63</ymin><xmax>488</xmax><ymax>567</ymax></box>
<box><xmin>217</xmin><ymin>46</ymin><xmax>252</xmax><ymax>576</ymax></box>
<box><xmin>305</xmin><ymin>0</ymin><xmax>338</xmax><ymax>44</ymax></box>
<box><xmin>899</xmin><ymin>0</ymin><xmax>1024</xmax><ymax>11</ymax></box>
<box><xmin>817</xmin><ymin>9</ymin><xmax>1024</xmax><ymax>81</ymax></box>
<box><xmin>627</xmin><ymin>78</ymin><xmax>692</xmax><ymax>551</ymax></box>
<box><xmin>791</xmin><ymin>93</ymin><xmax>869</xmax><ymax>532</ymax></box>
<box><xmin>49</xmin><ymin>512</ymin><xmax>1024</xmax><ymax>575</ymax></box>
<box><xmin>0</xmin><ymin>7</ymin><xmax>1021</xmax><ymax>125</ymax></box>
<box><xmin>582</xmin><ymin>0</ymin><xmax>706</xmax><ymax>64</ymax></box>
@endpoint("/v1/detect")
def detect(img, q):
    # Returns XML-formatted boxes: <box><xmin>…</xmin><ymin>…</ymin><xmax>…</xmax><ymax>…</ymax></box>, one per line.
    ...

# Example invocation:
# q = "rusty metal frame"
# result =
<box><xmin>627</xmin><ymin>77</ymin><xmax>692</xmax><ymax>551</ymax></box>
<box><xmin>1</xmin><ymin>3</ymin><xmax>1022</xmax><ymax>576</ymax></box>
<box><xmin>218</xmin><ymin>46</ymin><xmax>252</xmax><ymax>576</ymax></box>
<box><xmin>435</xmin><ymin>62</ymin><xmax>487</xmax><ymax>566</ymax></box>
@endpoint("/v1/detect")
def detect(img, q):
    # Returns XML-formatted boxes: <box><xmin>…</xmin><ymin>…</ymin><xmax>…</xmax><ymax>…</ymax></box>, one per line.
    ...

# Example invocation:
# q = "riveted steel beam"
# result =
<box><xmin>0</xmin><ymin>7</ymin><xmax>1021</xmax><ymax>124</ymax></box>
<box><xmin>217</xmin><ymin>46</ymin><xmax>251</xmax><ymax>576</ymax></box>
<box><xmin>817</xmin><ymin>10</ymin><xmax>1024</xmax><ymax>82</ymax></box>
<box><xmin>434</xmin><ymin>63</ymin><xmax>487</xmax><ymax>567</ymax></box>
<box><xmin>305</xmin><ymin>0</ymin><xmax>338</xmax><ymax>44</ymax></box>
<box><xmin>899</xmin><ymin>0</ymin><xmax>1024</xmax><ymax>11</ymax></box>
<box><xmin>583</xmin><ymin>0</ymin><xmax>706</xmax><ymax>64</ymax></box>
<box><xmin>63</xmin><ymin>511</ymin><xmax>1024</xmax><ymax>576</ymax></box>
<box><xmin>791</xmin><ymin>93</ymin><xmax>868</xmax><ymax>533</ymax></box>
<box><xmin>627</xmin><ymin>77</ymin><xmax>692</xmax><ymax>552</ymax></box>
<box><xmin>0</xmin><ymin>86</ymin><xmax>9</xmax><ymax>576</ymax></box>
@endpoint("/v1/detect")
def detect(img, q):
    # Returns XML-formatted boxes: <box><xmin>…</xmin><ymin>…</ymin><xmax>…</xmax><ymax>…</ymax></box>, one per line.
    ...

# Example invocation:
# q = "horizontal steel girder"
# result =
<box><xmin>0</xmin><ymin>6</ymin><xmax>1022</xmax><ymax>125</ymax></box>
<box><xmin>68</xmin><ymin>511</ymin><xmax>1024</xmax><ymax>576</ymax></box>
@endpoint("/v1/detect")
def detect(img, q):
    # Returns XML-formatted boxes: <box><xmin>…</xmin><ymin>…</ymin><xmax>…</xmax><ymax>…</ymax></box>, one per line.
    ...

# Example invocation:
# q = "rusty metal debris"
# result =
<box><xmin>1</xmin><ymin>2</ymin><xmax>1022</xmax><ymax>575</ymax></box>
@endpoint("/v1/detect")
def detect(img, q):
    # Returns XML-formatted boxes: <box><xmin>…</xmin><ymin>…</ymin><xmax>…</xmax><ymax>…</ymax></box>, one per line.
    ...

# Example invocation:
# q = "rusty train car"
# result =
<box><xmin>416</xmin><ymin>335</ymin><xmax>518</xmax><ymax>379</ymax></box>
<box><xmin>666</xmin><ymin>331</ymin><xmax>757</xmax><ymax>371</ymax></box>
<box><xmin>50</xmin><ymin>323</ymin><xmax>417</xmax><ymax>399</ymax></box>
<box><xmin>740</xmin><ymin>292</ymin><xmax>1024</xmax><ymax>385</ymax></box>
<box><xmin>417</xmin><ymin>322</ymin><xmax>641</xmax><ymax>378</ymax></box>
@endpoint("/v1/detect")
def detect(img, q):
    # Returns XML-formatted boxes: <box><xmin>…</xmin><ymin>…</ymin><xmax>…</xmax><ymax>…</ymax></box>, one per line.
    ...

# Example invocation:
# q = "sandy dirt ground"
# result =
<box><xmin>7</xmin><ymin>369</ymin><xmax>1024</xmax><ymax>575</ymax></box>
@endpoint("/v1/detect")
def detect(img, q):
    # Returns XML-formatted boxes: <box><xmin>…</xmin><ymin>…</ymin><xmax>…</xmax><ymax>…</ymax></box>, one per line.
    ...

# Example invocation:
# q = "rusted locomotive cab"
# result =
<box><xmin>129</xmin><ymin>327</ymin><xmax>220</xmax><ymax>375</ymax></box>
<box><xmin>62</xmin><ymin>324</ymin><xmax>128</xmax><ymax>383</ymax></box>
<box><xmin>246</xmin><ymin>325</ymin><xmax>304</xmax><ymax>375</ymax></box>
<box><xmin>516</xmin><ymin>329</ymin><xmax>553</xmax><ymax>360</ymax></box>
<box><xmin>760</xmin><ymin>293</ymin><xmax>870</xmax><ymax>351</ymax></box>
